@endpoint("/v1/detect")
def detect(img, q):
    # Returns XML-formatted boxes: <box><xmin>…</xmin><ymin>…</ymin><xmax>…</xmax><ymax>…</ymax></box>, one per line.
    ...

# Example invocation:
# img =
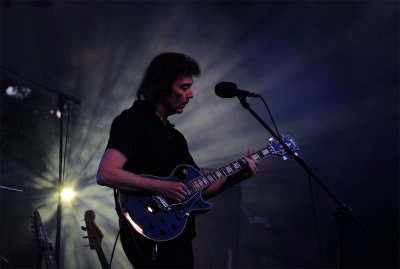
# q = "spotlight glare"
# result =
<box><xmin>6</xmin><ymin>86</ymin><xmax>17</xmax><ymax>96</ymax></box>
<box><xmin>5</xmin><ymin>85</ymin><xmax>31</xmax><ymax>99</ymax></box>
<box><xmin>61</xmin><ymin>187</ymin><xmax>76</xmax><ymax>201</ymax></box>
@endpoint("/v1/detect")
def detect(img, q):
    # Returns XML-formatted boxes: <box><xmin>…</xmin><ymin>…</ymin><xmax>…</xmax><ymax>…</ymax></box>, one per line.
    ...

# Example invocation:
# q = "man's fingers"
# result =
<box><xmin>176</xmin><ymin>183</ymin><xmax>189</xmax><ymax>201</ymax></box>
<box><xmin>244</xmin><ymin>155</ymin><xmax>259</xmax><ymax>175</ymax></box>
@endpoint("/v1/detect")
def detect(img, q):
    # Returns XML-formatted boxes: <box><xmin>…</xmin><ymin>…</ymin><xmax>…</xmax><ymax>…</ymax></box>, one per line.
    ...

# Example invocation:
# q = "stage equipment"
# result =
<box><xmin>1</xmin><ymin>66</ymin><xmax>81</xmax><ymax>268</ymax></box>
<box><xmin>215</xmin><ymin>81</ymin><xmax>366</xmax><ymax>269</ymax></box>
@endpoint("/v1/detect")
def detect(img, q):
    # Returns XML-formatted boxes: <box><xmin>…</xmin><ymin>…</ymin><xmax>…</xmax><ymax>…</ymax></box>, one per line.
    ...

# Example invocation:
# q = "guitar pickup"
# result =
<box><xmin>149</xmin><ymin>195</ymin><xmax>171</xmax><ymax>212</ymax></box>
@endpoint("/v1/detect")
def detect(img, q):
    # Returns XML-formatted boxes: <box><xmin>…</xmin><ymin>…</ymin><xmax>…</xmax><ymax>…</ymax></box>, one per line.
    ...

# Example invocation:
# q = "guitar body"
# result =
<box><xmin>118</xmin><ymin>165</ymin><xmax>212</xmax><ymax>242</ymax></box>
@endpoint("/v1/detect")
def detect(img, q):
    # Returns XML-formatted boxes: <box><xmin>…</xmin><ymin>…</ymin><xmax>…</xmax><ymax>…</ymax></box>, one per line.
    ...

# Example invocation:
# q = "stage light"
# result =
<box><xmin>61</xmin><ymin>187</ymin><xmax>76</xmax><ymax>201</ymax></box>
<box><xmin>6</xmin><ymin>86</ymin><xmax>17</xmax><ymax>96</ymax></box>
<box><xmin>5</xmin><ymin>85</ymin><xmax>31</xmax><ymax>100</ymax></box>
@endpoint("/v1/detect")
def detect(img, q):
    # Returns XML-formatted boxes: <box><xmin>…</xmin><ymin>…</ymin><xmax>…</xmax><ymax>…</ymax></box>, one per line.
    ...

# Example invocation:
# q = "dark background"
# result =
<box><xmin>1</xmin><ymin>1</ymin><xmax>398</xmax><ymax>268</ymax></box>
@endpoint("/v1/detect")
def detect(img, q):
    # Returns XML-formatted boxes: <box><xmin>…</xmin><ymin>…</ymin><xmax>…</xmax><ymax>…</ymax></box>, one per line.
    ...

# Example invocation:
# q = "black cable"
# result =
<box><xmin>307</xmin><ymin>172</ymin><xmax>325</xmax><ymax>268</ymax></box>
<box><xmin>62</xmin><ymin>100</ymin><xmax>70</xmax><ymax>185</ymax></box>
<box><xmin>108</xmin><ymin>230</ymin><xmax>120</xmax><ymax>269</ymax></box>
<box><xmin>256</xmin><ymin>93</ymin><xmax>325</xmax><ymax>266</ymax></box>
<box><xmin>259</xmin><ymin>96</ymin><xmax>281</xmax><ymax>138</ymax></box>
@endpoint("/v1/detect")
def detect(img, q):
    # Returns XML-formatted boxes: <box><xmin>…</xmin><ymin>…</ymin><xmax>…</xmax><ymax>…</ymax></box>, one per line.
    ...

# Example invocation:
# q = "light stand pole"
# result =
<box><xmin>55</xmin><ymin>95</ymin><xmax>65</xmax><ymax>268</ymax></box>
<box><xmin>53</xmin><ymin>93</ymin><xmax>80</xmax><ymax>268</ymax></box>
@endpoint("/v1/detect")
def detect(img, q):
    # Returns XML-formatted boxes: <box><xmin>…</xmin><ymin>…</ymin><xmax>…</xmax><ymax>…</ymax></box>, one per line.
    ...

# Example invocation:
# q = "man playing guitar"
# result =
<box><xmin>97</xmin><ymin>52</ymin><xmax>259</xmax><ymax>268</ymax></box>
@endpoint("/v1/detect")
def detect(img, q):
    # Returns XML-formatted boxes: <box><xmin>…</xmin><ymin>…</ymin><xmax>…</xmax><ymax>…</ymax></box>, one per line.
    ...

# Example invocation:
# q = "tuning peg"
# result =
<box><xmin>282</xmin><ymin>156</ymin><xmax>288</xmax><ymax>161</ymax></box>
<box><xmin>81</xmin><ymin>226</ymin><xmax>87</xmax><ymax>231</ymax></box>
<box><xmin>84</xmin><ymin>244</ymin><xmax>90</xmax><ymax>248</ymax></box>
<box><xmin>294</xmin><ymin>152</ymin><xmax>299</xmax><ymax>156</ymax></box>
<box><xmin>83</xmin><ymin>235</ymin><xmax>88</xmax><ymax>239</ymax></box>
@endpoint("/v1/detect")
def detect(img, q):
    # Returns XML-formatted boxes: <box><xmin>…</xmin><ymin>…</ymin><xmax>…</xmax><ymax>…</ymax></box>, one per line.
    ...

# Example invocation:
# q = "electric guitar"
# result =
<box><xmin>32</xmin><ymin>210</ymin><xmax>58</xmax><ymax>269</ymax></box>
<box><xmin>117</xmin><ymin>135</ymin><xmax>299</xmax><ymax>242</ymax></box>
<box><xmin>82</xmin><ymin>210</ymin><xmax>109</xmax><ymax>269</ymax></box>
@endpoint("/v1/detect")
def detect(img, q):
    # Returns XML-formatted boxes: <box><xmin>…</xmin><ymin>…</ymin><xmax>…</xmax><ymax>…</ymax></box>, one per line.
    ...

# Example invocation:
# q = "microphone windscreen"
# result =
<box><xmin>215</xmin><ymin>82</ymin><xmax>238</xmax><ymax>98</ymax></box>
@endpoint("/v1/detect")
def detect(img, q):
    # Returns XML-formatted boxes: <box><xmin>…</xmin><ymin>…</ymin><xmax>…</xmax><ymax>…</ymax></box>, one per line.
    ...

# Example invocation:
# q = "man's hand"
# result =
<box><xmin>228</xmin><ymin>149</ymin><xmax>259</xmax><ymax>184</ymax></box>
<box><xmin>245</xmin><ymin>149</ymin><xmax>259</xmax><ymax>176</ymax></box>
<box><xmin>154</xmin><ymin>180</ymin><xmax>189</xmax><ymax>202</ymax></box>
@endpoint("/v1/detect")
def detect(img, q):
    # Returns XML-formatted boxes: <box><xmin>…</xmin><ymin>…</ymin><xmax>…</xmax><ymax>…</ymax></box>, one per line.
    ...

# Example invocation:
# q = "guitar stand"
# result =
<box><xmin>237</xmin><ymin>96</ymin><xmax>366</xmax><ymax>269</ymax></box>
<box><xmin>332</xmin><ymin>204</ymin><xmax>353</xmax><ymax>268</ymax></box>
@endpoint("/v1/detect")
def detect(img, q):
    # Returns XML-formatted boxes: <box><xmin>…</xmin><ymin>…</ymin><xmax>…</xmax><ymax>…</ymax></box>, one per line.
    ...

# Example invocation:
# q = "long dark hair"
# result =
<box><xmin>136</xmin><ymin>52</ymin><xmax>201</xmax><ymax>107</ymax></box>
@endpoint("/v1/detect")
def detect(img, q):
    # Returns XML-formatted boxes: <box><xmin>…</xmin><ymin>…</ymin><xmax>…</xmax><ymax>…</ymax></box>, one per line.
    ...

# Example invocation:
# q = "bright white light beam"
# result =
<box><xmin>61</xmin><ymin>187</ymin><xmax>76</xmax><ymax>201</ymax></box>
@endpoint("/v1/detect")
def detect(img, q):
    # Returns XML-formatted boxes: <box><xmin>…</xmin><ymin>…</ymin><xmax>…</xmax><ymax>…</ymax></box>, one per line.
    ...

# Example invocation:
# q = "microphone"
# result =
<box><xmin>215</xmin><ymin>82</ymin><xmax>260</xmax><ymax>98</ymax></box>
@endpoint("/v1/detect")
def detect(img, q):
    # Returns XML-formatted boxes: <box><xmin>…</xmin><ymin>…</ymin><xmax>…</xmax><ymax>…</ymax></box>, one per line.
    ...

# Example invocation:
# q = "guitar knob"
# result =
<box><xmin>171</xmin><ymin>223</ymin><xmax>178</xmax><ymax>230</ymax></box>
<box><xmin>149</xmin><ymin>223</ymin><xmax>155</xmax><ymax>229</ymax></box>
<box><xmin>160</xmin><ymin>218</ymin><xmax>167</xmax><ymax>224</ymax></box>
<box><xmin>160</xmin><ymin>230</ymin><xmax>166</xmax><ymax>236</ymax></box>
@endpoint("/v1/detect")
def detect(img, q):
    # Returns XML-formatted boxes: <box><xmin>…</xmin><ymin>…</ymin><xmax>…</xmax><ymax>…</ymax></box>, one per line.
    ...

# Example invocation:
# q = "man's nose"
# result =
<box><xmin>187</xmin><ymin>89</ymin><xmax>194</xmax><ymax>98</ymax></box>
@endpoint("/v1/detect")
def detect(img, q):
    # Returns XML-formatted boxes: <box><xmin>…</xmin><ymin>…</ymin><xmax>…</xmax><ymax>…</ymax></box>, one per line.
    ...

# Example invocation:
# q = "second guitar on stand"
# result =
<box><xmin>82</xmin><ymin>210</ymin><xmax>109</xmax><ymax>269</ymax></box>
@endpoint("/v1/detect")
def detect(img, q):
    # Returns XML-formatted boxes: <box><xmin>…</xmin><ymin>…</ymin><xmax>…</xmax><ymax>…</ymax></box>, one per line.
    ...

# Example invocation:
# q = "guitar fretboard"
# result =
<box><xmin>185</xmin><ymin>146</ymin><xmax>272</xmax><ymax>195</ymax></box>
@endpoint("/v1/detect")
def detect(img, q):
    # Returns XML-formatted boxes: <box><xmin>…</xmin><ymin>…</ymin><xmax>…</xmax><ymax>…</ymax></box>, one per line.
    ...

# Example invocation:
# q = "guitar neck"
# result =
<box><xmin>96</xmin><ymin>248</ymin><xmax>109</xmax><ymax>269</ymax></box>
<box><xmin>83</xmin><ymin>210</ymin><xmax>109</xmax><ymax>269</ymax></box>
<box><xmin>185</xmin><ymin>145</ymin><xmax>272</xmax><ymax>194</ymax></box>
<box><xmin>43</xmin><ymin>250</ymin><xmax>57</xmax><ymax>269</ymax></box>
<box><xmin>40</xmin><ymin>230</ymin><xmax>57</xmax><ymax>269</ymax></box>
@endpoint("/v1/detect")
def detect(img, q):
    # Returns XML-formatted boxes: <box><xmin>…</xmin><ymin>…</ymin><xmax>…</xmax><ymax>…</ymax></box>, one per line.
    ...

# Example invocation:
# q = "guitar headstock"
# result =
<box><xmin>268</xmin><ymin>135</ymin><xmax>300</xmax><ymax>160</ymax></box>
<box><xmin>32</xmin><ymin>210</ymin><xmax>43</xmax><ymax>244</ymax></box>
<box><xmin>82</xmin><ymin>210</ymin><xmax>104</xmax><ymax>251</ymax></box>
<box><xmin>31</xmin><ymin>210</ymin><xmax>57</xmax><ymax>269</ymax></box>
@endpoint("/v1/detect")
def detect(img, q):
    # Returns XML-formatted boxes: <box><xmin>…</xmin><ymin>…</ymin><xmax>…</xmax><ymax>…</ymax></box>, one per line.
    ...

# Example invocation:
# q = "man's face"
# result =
<box><xmin>163</xmin><ymin>75</ymin><xmax>194</xmax><ymax>115</ymax></box>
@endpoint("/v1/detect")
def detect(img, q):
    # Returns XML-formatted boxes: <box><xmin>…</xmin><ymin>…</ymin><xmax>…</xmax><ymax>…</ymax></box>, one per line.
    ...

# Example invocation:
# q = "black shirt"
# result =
<box><xmin>107</xmin><ymin>100</ymin><xmax>198</xmax><ymax>176</ymax></box>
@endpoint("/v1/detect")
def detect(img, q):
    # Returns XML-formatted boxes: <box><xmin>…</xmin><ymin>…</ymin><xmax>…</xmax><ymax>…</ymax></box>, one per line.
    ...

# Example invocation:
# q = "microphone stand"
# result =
<box><xmin>238</xmin><ymin>96</ymin><xmax>365</xmax><ymax>268</ymax></box>
<box><xmin>1</xmin><ymin>66</ymin><xmax>81</xmax><ymax>268</ymax></box>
